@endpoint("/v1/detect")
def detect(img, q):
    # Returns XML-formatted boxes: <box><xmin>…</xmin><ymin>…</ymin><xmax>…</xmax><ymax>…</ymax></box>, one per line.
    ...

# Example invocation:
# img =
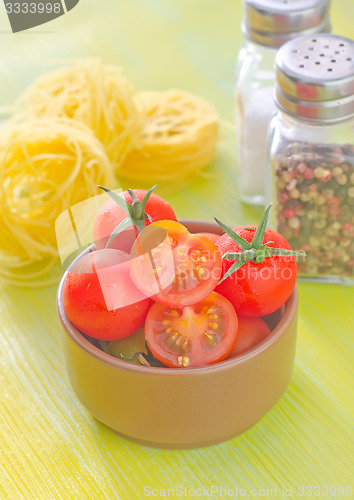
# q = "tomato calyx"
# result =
<box><xmin>215</xmin><ymin>204</ymin><xmax>305</xmax><ymax>284</ymax></box>
<box><xmin>98</xmin><ymin>185</ymin><xmax>158</xmax><ymax>246</ymax></box>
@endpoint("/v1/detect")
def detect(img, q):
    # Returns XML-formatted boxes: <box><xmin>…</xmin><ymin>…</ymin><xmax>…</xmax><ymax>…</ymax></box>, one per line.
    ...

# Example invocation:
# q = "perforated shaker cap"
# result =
<box><xmin>275</xmin><ymin>34</ymin><xmax>354</xmax><ymax>122</ymax></box>
<box><xmin>242</xmin><ymin>0</ymin><xmax>331</xmax><ymax>48</ymax></box>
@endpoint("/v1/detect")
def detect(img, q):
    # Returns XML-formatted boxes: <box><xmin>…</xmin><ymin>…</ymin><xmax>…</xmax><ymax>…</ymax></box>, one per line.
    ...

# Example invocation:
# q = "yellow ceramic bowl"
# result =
<box><xmin>57</xmin><ymin>220</ymin><xmax>298</xmax><ymax>449</ymax></box>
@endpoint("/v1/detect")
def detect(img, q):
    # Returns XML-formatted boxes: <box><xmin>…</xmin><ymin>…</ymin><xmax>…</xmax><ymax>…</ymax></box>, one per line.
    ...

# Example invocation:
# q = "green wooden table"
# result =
<box><xmin>0</xmin><ymin>1</ymin><xmax>353</xmax><ymax>498</ymax></box>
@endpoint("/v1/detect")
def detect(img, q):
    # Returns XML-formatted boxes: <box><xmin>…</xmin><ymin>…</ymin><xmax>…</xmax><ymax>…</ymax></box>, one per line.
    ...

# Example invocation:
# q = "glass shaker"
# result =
<box><xmin>268</xmin><ymin>34</ymin><xmax>354</xmax><ymax>284</ymax></box>
<box><xmin>235</xmin><ymin>0</ymin><xmax>331</xmax><ymax>205</ymax></box>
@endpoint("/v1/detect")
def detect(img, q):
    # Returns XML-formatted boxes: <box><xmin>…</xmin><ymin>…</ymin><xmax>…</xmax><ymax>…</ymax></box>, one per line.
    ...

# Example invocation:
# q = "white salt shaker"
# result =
<box><xmin>235</xmin><ymin>0</ymin><xmax>331</xmax><ymax>205</ymax></box>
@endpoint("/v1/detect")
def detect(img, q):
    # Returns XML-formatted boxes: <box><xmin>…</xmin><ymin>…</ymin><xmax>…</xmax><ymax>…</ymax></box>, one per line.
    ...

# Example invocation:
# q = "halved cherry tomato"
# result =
<box><xmin>130</xmin><ymin>220</ymin><xmax>222</xmax><ymax>308</ymax></box>
<box><xmin>145</xmin><ymin>292</ymin><xmax>238</xmax><ymax>368</ymax></box>
<box><xmin>227</xmin><ymin>317</ymin><xmax>271</xmax><ymax>358</ymax></box>
<box><xmin>63</xmin><ymin>249</ymin><xmax>151</xmax><ymax>340</ymax></box>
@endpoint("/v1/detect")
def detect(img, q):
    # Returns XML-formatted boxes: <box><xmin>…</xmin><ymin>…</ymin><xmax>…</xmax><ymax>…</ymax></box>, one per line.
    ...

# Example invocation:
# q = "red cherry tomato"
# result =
<box><xmin>227</xmin><ymin>317</ymin><xmax>271</xmax><ymax>358</ymax></box>
<box><xmin>215</xmin><ymin>226</ymin><xmax>297</xmax><ymax>317</ymax></box>
<box><xmin>198</xmin><ymin>232</ymin><xmax>221</xmax><ymax>244</ymax></box>
<box><xmin>145</xmin><ymin>292</ymin><xmax>238</xmax><ymax>368</ymax></box>
<box><xmin>63</xmin><ymin>249</ymin><xmax>151</xmax><ymax>340</ymax></box>
<box><xmin>93</xmin><ymin>189</ymin><xmax>177</xmax><ymax>251</ymax></box>
<box><xmin>130</xmin><ymin>220</ymin><xmax>222</xmax><ymax>308</ymax></box>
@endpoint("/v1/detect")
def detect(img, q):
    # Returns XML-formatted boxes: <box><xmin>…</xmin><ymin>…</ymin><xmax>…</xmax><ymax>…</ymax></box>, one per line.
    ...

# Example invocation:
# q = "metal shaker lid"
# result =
<box><xmin>275</xmin><ymin>34</ymin><xmax>354</xmax><ymax>122</ymax></box>
<box><xmin>242</xmin><ymin>0</ymin><xmax>331</xmax><ymax>48</ymax></box>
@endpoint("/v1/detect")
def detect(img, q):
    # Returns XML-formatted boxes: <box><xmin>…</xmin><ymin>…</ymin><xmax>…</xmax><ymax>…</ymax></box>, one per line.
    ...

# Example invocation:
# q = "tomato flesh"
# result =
<box><xmin>145</xmin><ymin>292</ymin><xmax>238</xmax><ymax>368</ymax></box>
<box><xmin>130</xmin><ymin>220</ymin><xmax>222</xmax><ymax>308</ymax></box>
<box><xmin>63</xmin><ymin>249</ymin><xmax>151</xmax><ymax>340</ymax></box>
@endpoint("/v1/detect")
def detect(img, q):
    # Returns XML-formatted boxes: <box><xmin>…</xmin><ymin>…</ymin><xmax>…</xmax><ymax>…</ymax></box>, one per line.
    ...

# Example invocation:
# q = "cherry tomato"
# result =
<box><xmin>145</xmin><ymin>292</ymin><xmax>238</xmax><ymax>368</ymax></box>
<box><xmin>63</xmin><ymin>249</ymin><xmax>151</xmax><ymax>340</ymax></box>
<box><xmin>215</xmin><ymin>226</ymin><xmax>297</xmax><ymax>317</ymax></box>
<box><xmin>130</xmin><ymin>220</ymin><xmax>222</xmax><ymax>308</ymax></box>
<box><xmin>93</xmin><ymin>189</ymin><xmax>177</xmax><ymax>251</ymax></box>
<box><xmin>198</xmin><ymin>232</ymin><xmax>220</xmax><ymax>244</ymax></box>
<box><xmin>227</xmin><ymin>317</ymin><xmax>271</xmax><ymax>358</ymax></box>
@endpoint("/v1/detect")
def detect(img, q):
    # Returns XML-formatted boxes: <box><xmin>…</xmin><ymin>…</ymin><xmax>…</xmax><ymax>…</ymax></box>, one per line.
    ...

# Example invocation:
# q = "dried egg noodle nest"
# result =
<box><xmin>19</xmin><ymin>59</ymin><xmax>140</xmax><ymax>169</ymax></box>
<box><xmin>118</xmin><ymin>90</ymin><xmax>219</xmax><ymax>182</ymax></box>
<box><xmin>0</xmin><ymin>117</ymin><xmax>115</xmax><ymax>286</ymax></box>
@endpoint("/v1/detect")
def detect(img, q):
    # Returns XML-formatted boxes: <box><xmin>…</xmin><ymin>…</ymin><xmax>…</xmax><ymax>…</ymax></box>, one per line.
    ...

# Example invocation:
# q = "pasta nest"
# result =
<box><xmin>0</xmin><ymin>117</ymin><xmax>115</xmax><ymax>284</ymax></box>
<box><xmin>19</xmin><ymin>58</ymin><xmax>141</xmax><ymax>169</ymax></box>
<box><xmin>118</xmin><ymin>89</ymin><xmax>219</xmax><ymax>182</ymax></box>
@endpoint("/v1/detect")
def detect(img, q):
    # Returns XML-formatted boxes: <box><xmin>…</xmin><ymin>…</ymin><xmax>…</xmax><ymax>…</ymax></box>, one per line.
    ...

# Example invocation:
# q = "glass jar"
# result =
<box><xmin>268</xmin><ymin>34</ymin><xmax>354</xmax><ymax>284</ymax></box>
<box><xmin>235</xmin><ymin>0</ymin><xmax>331</xmax><ymax>205</ymax></box>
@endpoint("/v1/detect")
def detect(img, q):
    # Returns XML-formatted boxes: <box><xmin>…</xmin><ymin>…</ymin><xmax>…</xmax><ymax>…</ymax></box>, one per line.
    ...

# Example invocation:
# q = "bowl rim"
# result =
<box><xmin>57</xmin><ymin>220</ymin><xmax>298</xmax><ymax>376</ymax></box>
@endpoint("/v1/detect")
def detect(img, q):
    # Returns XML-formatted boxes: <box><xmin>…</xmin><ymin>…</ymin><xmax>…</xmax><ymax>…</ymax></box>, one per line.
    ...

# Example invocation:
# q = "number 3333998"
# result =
<box><xmin>5</xmin><ymin>3</ymin><xmax>62</xmax><ymax>14</ymax></box>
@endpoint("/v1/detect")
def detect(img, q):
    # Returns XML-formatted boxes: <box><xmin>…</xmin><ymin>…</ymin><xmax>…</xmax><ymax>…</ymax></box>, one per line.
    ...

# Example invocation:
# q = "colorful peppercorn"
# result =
<box><xmin>273</xmin><ymin>142</ymin><xmax>354</xmax><ymax>278</ymax></box>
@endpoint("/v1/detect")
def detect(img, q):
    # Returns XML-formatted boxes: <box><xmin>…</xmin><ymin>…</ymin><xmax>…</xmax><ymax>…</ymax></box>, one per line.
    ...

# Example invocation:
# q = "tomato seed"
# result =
<box><xmin>203</xmin><ymin>331</ymin><xmax>219</xmax><ymax>346</ymax></box>
<box><xmin>195</xmin><ymin>267</ymin><xmax>206</xmax><ymax>279</ymax></box>
<box><xmin>182</xmin><ymin>356</ymin><xmax>190</xmax><ymax>367</ymax></box>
